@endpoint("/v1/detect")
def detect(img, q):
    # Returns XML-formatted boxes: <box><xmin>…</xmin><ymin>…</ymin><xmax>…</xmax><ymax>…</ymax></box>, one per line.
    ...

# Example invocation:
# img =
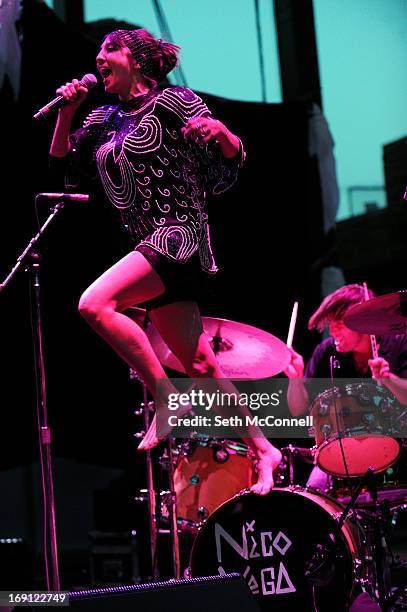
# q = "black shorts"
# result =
<box><xmin>136</xmin><ymin>244</ymin><xmax>211</xmax><ymax>311</ymax></box>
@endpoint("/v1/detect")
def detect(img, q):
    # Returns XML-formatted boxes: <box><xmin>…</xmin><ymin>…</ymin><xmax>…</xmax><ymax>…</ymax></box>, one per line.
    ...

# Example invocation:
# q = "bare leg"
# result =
<box><xmin>78</xmin><ymin>251</ymin><xmax>173</xmax><ymax>395</ymax></box>
<box><xmin>142</xmin><ymin>301</ymin><xmax>282</xmax><ymax>494</ymax></box>
<box><xmin>79</xmin><ymin>255</ymin><xmax>280</xmax><ymax>494</ymax></box>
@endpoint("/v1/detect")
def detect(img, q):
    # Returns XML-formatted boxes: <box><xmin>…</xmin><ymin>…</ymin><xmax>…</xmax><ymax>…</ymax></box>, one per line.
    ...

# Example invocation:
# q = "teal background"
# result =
<box><xmin>314</xmin><ymin>0</ymin><xmax>407</xmax><ymax>218</ymax></box>
<box><xmin>46</xmin><ymin>0</ymin><xmax>407</xmax><ymax>219</ymax></box>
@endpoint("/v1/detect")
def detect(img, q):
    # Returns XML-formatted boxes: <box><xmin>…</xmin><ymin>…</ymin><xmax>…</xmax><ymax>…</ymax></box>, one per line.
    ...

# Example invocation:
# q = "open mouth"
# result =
<box><xmin>99</xmin><ymin>68</ymin><xmax>112</xmax><ymax>81</ymax></box>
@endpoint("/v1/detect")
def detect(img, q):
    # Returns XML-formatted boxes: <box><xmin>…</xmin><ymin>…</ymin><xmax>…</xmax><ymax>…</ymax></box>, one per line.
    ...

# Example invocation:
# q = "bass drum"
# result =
<box><xmin>190</xmin><ymin>487</ymin><xmax>370</xmax><ymax>611</ymax></box>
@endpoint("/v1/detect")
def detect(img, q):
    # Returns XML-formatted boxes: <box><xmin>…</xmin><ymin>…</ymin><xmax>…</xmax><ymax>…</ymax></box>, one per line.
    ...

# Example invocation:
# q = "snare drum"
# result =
<box><xmin>173</xmin><ymin>436</ymin><xmax>255</xmax><ymax>532</ymax></box>
<box><xmin>311</xmin><ymin>382</ymin><xmax>401</xmax><ymax>477</ymax></box>
<box><xmin>190</xmin><ymin>487</ymin><xmax>370</xmax><ymax>611</ymax></box>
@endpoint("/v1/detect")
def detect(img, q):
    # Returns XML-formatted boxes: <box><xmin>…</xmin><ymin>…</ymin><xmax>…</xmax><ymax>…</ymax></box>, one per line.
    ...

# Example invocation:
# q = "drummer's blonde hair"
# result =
<box><xmin>308</xmin><ymin>283</ymin><xmax>375</xmax><ymax>332</ymax></box>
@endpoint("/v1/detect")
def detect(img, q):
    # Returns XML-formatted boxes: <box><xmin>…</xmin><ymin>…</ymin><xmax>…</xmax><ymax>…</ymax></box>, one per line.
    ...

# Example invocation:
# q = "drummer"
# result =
<box><xmin>284</xmin><ymin>283</ymin><xmax>407</xmax><ymax>488</ymax></box>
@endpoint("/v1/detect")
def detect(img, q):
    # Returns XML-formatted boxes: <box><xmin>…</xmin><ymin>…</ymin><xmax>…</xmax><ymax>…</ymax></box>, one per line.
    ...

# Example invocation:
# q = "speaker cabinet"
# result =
<box><xmin>66</xmin><ymin>573</ymin><xmax>259</xmax><ymax>611</ymax></box>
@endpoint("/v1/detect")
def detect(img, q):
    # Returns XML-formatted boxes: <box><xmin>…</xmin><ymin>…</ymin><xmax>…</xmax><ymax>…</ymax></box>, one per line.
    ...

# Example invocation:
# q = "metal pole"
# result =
<box><xmin>254</xmin><ymin>0</ymin><xmax>267</xmax><ymax>102</ymax></box>
<box><xmin>166</xmin><ymin>437</ymin><xmax>181</xmax><ymax>579</ymax></box>
<box><xmin>130</xmin><ymin>362</ymin><xmax>158</xmax><ymax>579</ymax></box>
<box><xmin>141</xmin><ymin>387</ymin><xmax>159</xmax><ymax>580</ymax></box>
<box><xmin>31</xmin><ymin>254</ymin><xmax>60</xmax><ymax>591</ymax></box>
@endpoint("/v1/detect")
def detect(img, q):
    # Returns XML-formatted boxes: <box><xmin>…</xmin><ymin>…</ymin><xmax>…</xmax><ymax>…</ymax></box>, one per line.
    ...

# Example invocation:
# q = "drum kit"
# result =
<box><xmin>126</xmin><ymin>290</ymin><xmax>407</xmax><ymax>611</ymax></box>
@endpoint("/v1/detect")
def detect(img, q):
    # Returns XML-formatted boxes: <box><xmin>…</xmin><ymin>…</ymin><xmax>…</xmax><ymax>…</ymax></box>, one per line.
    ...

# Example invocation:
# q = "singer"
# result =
<box><xmin>49</xmin><ymin>28</ymin><xmax>282</xmax><ymax>494</ymax></box>
<box><xmin>283</xmin><ymin>283</ymin><xmax>407</xmax><ymax>488</ymax></box>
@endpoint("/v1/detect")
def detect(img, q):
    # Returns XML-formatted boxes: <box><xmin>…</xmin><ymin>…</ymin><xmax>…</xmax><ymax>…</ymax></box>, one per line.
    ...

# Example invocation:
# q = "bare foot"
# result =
<box><xmin>138</xmin><ymin>398</ymin><xmax>194</xmax><ymax>451</ymax></box>
<box><xmin>250</xmin><ymin>445</ymin><xmax>282</xmax><ymax>495</ymax></box>
<box><xmin>137</xmin><ymin>414</ymin><xmax>167</xmax><ymax>451</ymax></box>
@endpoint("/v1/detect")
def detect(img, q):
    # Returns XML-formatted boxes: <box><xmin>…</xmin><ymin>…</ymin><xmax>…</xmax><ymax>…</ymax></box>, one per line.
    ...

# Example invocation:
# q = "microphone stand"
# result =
<box><xmin>329</xmin><ymin>351</ymin><xmax>351</xmax><ymax>486</ymax></box>
<box><xmin>0</xmin><ymin>201</ymin><xmax>65</xmax><ymax>294</ymax></box>
<box><xmin>1</xmin><ymin>194</ymin><xmax>87</xmax><ymax>589</ymax></box>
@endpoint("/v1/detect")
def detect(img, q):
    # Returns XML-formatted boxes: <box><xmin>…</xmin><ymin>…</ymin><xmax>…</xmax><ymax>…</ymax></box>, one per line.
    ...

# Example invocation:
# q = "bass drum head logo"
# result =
<box><xmin>190</xmin><ymin>489</ymin><xmax>355</xmax><ymax>611</ymax></box>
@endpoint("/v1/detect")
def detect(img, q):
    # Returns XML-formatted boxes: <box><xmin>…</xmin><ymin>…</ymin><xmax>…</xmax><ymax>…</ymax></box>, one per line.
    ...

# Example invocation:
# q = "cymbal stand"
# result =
<box><xmin>364</xmin><ymin>480</ymin><xmax>394</xmax><ymax>609</ymax></box>
<box><xmin>159</xmin><ymin>439</ymin><xmax>181</xmax><ymax>579</ymax></box>
<box><xmin>130</xmin><ymin>371</ymin><xmax>158</xmax><ymax>580</ymax></box>
<box><xmin>168</xmin><ymin>437</ymin><xmax>181</xmax><ymax>578</ymax></box>
<box><xmin>131</xmin><ymin>373</ymin><xmax>181</xmax><ymax>580</ymax></box>
<box><xmin>283</xmin><ymin>445</ymin><xmax>295</xmax><ymax>486</ymax></box>
<box><xmin>336</xmin><ymin>468</ymin><xmax>393</xmax><ymax>607</ymax></box>
<box><xmin>336</xmin><ymin>467</ymin><xmax>375</xmax><ymax>531</ymax></box>
<box><xmin>305</xmin><ymin>468</ymin><xmax>376</xmax><ymax>591</ymax></box>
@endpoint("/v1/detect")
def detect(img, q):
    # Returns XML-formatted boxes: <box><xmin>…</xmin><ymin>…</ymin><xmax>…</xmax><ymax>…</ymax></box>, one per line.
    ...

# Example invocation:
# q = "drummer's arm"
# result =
<box><xmin>369</xmin><ymin>357</ymin><xmax>407</xmax><ymax>405</ymax></box>
<box><xmin>287</xmin><ymin>379</ymin><xmax>310</xmax><ymax>416</ymax></box>
<box><xmin>284</xmin><ymin>348</ymin><xmax>310</xmax><ymax>416</ymax></box>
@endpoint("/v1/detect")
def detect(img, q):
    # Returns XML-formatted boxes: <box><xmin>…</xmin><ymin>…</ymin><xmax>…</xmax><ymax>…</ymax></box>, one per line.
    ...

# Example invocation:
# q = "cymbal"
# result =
<box><xmin>344</xmin><ymin>290</ymin><xmax>407</xmax><ymax>336</ymax></box>
<box><xmin>126</xmin><ymin>308</ymin><xmax>290</xmax><ymax>378</ymax></box>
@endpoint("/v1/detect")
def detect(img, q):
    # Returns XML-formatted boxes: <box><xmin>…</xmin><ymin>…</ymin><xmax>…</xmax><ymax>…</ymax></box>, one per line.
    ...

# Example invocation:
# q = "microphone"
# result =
<box><xmin>37</xmin><ymin>193</ymin><xmax>90</xmax><ymax>202</ymax></box>
<box><xmin>33</xmin><ymin>74</ymin><xmax>98</xmax><ymax>120</ymax></box>
<box><xmin>331</xmin><ymin>343</ymin><xmax>341</xmax><ymax>370</ymax></box>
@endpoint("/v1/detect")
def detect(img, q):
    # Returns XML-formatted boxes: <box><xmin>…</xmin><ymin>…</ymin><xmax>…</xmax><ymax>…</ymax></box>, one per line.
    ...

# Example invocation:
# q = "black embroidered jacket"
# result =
<box><xmin>68</xmin><ymin>86</ymin><xmax>245</xmax><ymax>272</ymax></box>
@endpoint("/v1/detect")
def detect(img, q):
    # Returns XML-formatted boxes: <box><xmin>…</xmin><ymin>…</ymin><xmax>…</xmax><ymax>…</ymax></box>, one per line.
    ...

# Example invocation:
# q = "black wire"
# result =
<box><xmin>329</xmin><ymin>354</ymin><xmax>351</xmax><ymax>483</ymax></box>
<box><xmin>254</xmin><ymin>0</ymin><xmax>267</xmax><ymax>102</ymax></box>
<box><xmin>151</xmin><ymin>0</ymin><xmax>188</xmax><ymax>87</ymax></box>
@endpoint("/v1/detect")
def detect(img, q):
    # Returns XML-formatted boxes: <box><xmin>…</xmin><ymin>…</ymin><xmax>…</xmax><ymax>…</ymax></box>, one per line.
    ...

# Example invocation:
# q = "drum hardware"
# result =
<box><xmin>336</xmin><ymin>468</ymin><xmax>376</xmax><ymax>528</ymax></box>
<box><xmin>130</xmin><ymin>373</ymin><xmax>159</xmax><ymax>580</ymax></box>
<box><xmin>164</xmin><ymin>437</ymin><xmax>181</xmax><ymax>578</ymax></box>
<box><xmin>390</xmin><ymin>502</ymin><xmax>407</xmax><ymax>527</ymax></box>
<box><xmin>288</xmin><ymin>483</ymin><xmax>307</xmax><ymax>492</ymax></box>
<box><xmin>359</xmin><ymin>506</ymin><xmax>393</xmax><ymax>607</ymax></box>
<box><xmin>158</xmin><ymin>447</ymin><xmax>176</xmax><ymax>469</ymax></box>
<box><xmin>382</xmin><ymin>501</ymin><xmax>407</xmax><ymax>609</ymax></box>
<box><xmin>197</xmin><ymin>506</ymin><xmax>209</xmax><ymax>521</ymax></box>
<box><xmin>272</xmin><ymin>457</ymin><xmax>288</xmax><ymax>487</ymax></box>
<box><xmin>213</xmin><ymin>447</ymin><xmax>229</xmax><ymax>463</ymax></box>
<box><xmin>176</xmin><ymin>439</ymin><xmax>193</xmax><ymax>458</ymax></box>
<box><xmin>304</xmin><ymin>541</ymin><xmax>337</xmax><ymax>587</ymax></box>
<box><xmin>280</xmin><ymin>444</ymin><xmax>314</xmax><ymax>486</ymax></box>
<box><xmin>318</xmin><ymin>400</ymin><xmax>329</xmax><ymax>416</ymax></box>
<box><xmin>134</xmin><ymin>488</ymin><xmax>149</xmax><ymax>503</ymax></box>
<box><xmin>338</xmin><ymin>468</ymin><xmax>407</xmax><ymax>609</ymax></box>
<box><xmin>332</xmin><ymin>448</ymin><xmax>407</xmax><ymax>513</ymax></box>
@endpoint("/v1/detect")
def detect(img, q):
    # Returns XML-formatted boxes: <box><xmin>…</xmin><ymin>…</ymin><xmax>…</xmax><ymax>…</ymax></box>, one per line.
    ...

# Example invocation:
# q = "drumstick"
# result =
<box><xmin>362</xmin><ymin>282</ymin><xmax>379</xmax><ymax>359</ymax></box>
<box><xmin>286</xmin><ymin>301</ymin><xmax>298</xmax><ymax>349</ymax></box>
